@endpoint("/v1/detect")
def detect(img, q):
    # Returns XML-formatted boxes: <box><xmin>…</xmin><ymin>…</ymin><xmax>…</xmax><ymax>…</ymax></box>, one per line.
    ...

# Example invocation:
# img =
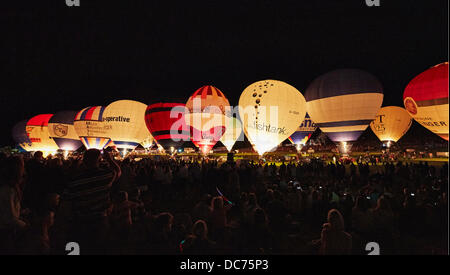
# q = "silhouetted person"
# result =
<box><xmin>62</xmin><ymin>148</ymin><xmax>121</xmax><ymax>254</ymax></box>
<box><xmin>319</xmin><ymin>209</ymin><xmax>352</xmax><ymax>255</ymax></box>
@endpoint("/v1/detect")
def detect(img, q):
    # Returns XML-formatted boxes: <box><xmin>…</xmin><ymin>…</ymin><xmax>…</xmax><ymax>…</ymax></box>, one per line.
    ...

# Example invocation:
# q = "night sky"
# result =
<box><xmin>1</xmin><ymin>0</ymin><xmax>448</xmax><ymax>146</ymax></box>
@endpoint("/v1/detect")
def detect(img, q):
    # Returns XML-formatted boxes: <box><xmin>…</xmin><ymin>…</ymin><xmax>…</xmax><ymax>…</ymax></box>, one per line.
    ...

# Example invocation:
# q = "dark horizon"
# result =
<box><xmin>1</xmin><ymin>0</ymin><xmax>448</xmax><ymax>146</ymax></box>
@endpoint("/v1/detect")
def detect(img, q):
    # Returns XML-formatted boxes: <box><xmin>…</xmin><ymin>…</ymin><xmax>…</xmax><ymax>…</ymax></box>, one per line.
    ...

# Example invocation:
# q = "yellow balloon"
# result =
<box><xmin>239</xmin><ymin>80</ymin><xmax>307</xmax><ymax>155</ymax></box>
<box><xmin>19</xmin><ymin>141</ymin><xmax>38</xmax><ymax>152</ymax></box>
<box><xmin>219</xmin><ymin>116</ymin><xmax>243</xmax><ymax>152</ymax></box>
<box><xmin>140</xmin><ymin>134</ymin><xmax>154</xmax><ymax>149</ymax></box>
<box><xmin>103</xmin><ymin>100</ymin><xmax>150</xmax><ymax>152</ymax></box>
<box><xmin>370</xmin><ymin>106</ymin><xmax>412</xmax><ymax>143</ymax></box>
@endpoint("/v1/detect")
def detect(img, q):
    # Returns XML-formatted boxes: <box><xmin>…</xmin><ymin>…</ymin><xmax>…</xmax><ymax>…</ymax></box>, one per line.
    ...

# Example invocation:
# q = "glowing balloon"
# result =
<box><xmin>219</xmin><ymin>115</ymin><xmax>243</xmax><ymax>152</ymax></box>
<box><xmin>12</xmin><ymin>120</ymin><xmax>35</xmax><ymax>152</ymax></box>
<box><xmin>103</xmin><ymin>100</ymin><xmax>150</xmax><ymax>155</ymax></box>
<box><xmin>140</xmin><ymin>134</ymin><xmax>154</xmax><ymax>149</ymax></box>
<box><xmin>305</xmin><ymin>69</ymin><xmax>384</xmax><ymax>153</ymax></box>
<box><xmin>48</xmin><ymin>111</ymin><xmax>83</xmax><ymax>151</ymax></box>
<box><xmin>403</xmin><ymin>62</ymin><xmax>449</xmax><ymax>140</ymax></box>
<box><xmin>145</xmin><ymin>102</ymin><xmax>190</xmax><ymax>151</ymax></box>
<box><xmin>26</xmin><ymin>114</ymin><xmax>59</xmax><ymax>154</ymax></box>
<box><xmin>239</xmin><ymin>80</ymin><xmax>306</xmax><ymax>155</ymax></box>
<box><xmin>185</xmin><ymin>86</ymin><xmax>229</xmax><ymax>154</ymax></box>
<box><xmin>74</xmin><ymin>106</ymin><xmax>113</xmax><ymax>150</ymax></box>
<box><xmin>370</xmin><ymin>106</ymin><xmax>412</xmax><ymax>145</ymax></box>
<box><xmin>288</xmin><ymin>113</ymin><xmax>317</xmax><ymax>147</ymax></box>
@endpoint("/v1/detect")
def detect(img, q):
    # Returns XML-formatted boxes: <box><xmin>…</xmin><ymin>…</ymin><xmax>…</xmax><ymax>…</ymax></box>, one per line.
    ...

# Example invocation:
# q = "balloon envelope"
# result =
<box><xmin>103</xmin><ymin>100</ymin><xmax>150</xmax><ymax>153</ymax></box>
<box><xmin>305</xmin><ymin>69</ymin><xmax>384</xmax><ymax>144</ymax></box>
<box><xmin>145</xmin><ymin>102</ymin><xmax>190</xmax><ymax>151</ymax></box>
<box><xmin>48</xmin><ymin>111</ymin><xmax>83</xmax><ymax>151</ymax></box>
<box><xmin>288</xmin><ymin>113</ymin><xmax>317</xmax><ymax>146</ymax></box>
<box><xmin>370</xmin><ymin>106</ymin><xmax>412</xmax><ymax>143</ymax></box>
<box><xmin>219</xmin><ymin>116</ymin><xmax>243</xmax><ymax>152</ymax></box>
<box><xmin>74</xmin><ymin>106</ymin><xmax>112</xmax><ymax>150</ymax></box>
<box><xmin>12</xmin><ymin>120</ymin><xmax>34</xmax><ymax>152</ymax></box>
<box><xmin>403</xmin><ymin>62</ymin><xmax>449</xmax><ymax>140</ymax></box>
<box><xmin>140</xmin><ymin>134</ymin><xmax>154</xmax><ymax>149</ymax></box>
<box><xmin>239</xmin><ymin>80</ymin><xmax>307</xmax><ymax>155</ymax></box>
<box><xmin>26</xmin><ymin>114</ymin><xmax>59</xmax><ymax>153</ymax></box>
<box><xmin>185</xmin><ymin>86</ymin><xmax>229</xmax><ymax>154</ymax></box>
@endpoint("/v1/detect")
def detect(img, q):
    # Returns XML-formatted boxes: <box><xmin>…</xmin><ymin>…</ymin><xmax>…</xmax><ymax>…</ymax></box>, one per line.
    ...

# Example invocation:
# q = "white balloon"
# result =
<box><xmin>239</xmin><ymin>80</ymin><xmax>307</xmax><ymax>155</ymax></box>
<box><xmin>219</xmin><ymin>115</ymin><xmax>243</xmax><ymax>152</ymax></box>
<box><xmin>103</xmin><ymin>100</ymin><xmax>150</xmax><ymax>152</ymax></box>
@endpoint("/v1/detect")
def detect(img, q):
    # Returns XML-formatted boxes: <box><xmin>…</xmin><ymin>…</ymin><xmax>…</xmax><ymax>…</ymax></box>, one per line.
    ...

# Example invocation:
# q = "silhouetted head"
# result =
<box><xmin>248</xmin><ymin>193</ymin><xmax>257</xmax><ymax>205</ymax></box>
<box><xmin>192</xmin><ymin>220</ymin><xmax>208</xmax><ymax>240</ymax></box>
<box><xmin>211</xmin><ymin>196</ymin><xmax>224</xmax><ymax>211</ymax></box>
<box><xmin>376</xmin><ymin>196</ymin><xmax>391</xmax><ymax>212</ymax></box>
<box><xmin>327</xmin><ymin>209</ymin><xmax>345</xmax><ymax>231</ymax></box>
<box><xmin>155</xmin><ymin>212</ymin><xmax>174</xmax><ymax>233</ymax></box>
<box><xmin>34</xmin><ymin>151</ymin><xmax>43</xmax><ymax>160</ymax></box>
<box><xmin>83</xmin><ymin>149</ymin><xmax>101</xmax><ymax>168</ymax></box>
<box><xmin>253</xmin><ymin>208</ymin><xmax>267</xmax><ymax>226</ymax></box>
<box><xmin>117</xmin><ymin>191</ymin><xmax>128</xmax><ymax>203</ymax></box>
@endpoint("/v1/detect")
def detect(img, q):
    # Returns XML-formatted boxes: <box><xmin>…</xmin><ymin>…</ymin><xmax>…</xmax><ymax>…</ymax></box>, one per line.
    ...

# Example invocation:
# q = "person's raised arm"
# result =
<box><xmin>103</xmin><ymin>151</ymin><xmax>122</xmax><ymax>181</ymax></box>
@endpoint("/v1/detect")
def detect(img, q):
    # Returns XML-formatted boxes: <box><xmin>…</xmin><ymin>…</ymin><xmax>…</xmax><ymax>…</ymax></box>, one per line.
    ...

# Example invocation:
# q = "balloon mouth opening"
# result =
<box><xmin>118</xmin><ymin>148</ymin><xmax>133</xmax><ymax>157</ymax></box>
<box><xmin>383</xmin><ymin>141</ymin><xmax>394</xmax><ymax>148</ymax></box>
<box><xmin>337</xmin><ymin>142</ymin><xmax>352</xmax><ymax>155</ymax></box>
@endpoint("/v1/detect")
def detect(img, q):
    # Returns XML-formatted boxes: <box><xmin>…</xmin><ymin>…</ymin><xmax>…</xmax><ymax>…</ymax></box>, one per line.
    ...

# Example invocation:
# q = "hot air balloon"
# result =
<box><xmin>219</xmin><ymin>115</ymin><xmax>243</xmax><ymax>152</ymax></box>
<box><xmin>403</xmin><ymin>62</ymin><xmax>449</xmax><ymax>140</ymax></box>
<box><xmin>185</xmin><ymin>86</ymin><xmax>229</xmax><ymax>155</ymax></box>
<box><xmin>140</xmin><ymin>134</ymin><xmax>154</xmax><ymax>150</ymax></box>
<box><xmin>239</xmin><ymin>80</ymin><xmax>307</xmax><ymax>155</ymax></box>
<box><xmin>12</xmin><ymin>120</ymin><xmax>35</xmax><ymax>152</ymax></box>
<box><xmin>103</xmin><ymin>100</ymin><xmax>150</xmax><ymax>156</ymax></box>
<box><xmin>26</xmin><ymin>114</ymin><xmax>59</xmax><ymax>155</ymax></box>
<box><xmin>74</xmin><ymin>106</ymin><xmax>113</xmax><ymax>150</ymax></box>
<box><xmin>305</xmin><ymin>69</ymin><xmax>384</xmax><ymax>154</ymax></box>
<box><xmin>145</xmin><ymin>102</ymin><xmax>190</xmax><ymax>152</ymax></box>
<box><xmin>370</xmin><ymin>106</ymin><xmax>412</xmax><ymax>147</ymax></box>
<box><xmin>48</xmin><ymin>111</ymin><xmax>83</xmax><ymax>151</ymax></box>
<box><xmin>288</xmin><ymin>113</ymin><xmax>317</xmax><ymax>150</ymax></box>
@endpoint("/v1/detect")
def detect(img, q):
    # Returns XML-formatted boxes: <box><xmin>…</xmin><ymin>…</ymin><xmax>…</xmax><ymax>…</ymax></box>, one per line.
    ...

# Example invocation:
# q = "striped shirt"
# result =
<box><xmin>63</xmin><ymin>168</ymin><xmax>115</xmax><ymax>220</ymax></box>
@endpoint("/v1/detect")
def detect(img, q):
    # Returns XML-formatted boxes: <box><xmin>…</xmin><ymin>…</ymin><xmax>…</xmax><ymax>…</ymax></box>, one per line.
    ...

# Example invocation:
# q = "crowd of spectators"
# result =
<box><xmin>0</xmin><ymin>149</ymin><xmax>447</xmax><ymax>255</ymax></box>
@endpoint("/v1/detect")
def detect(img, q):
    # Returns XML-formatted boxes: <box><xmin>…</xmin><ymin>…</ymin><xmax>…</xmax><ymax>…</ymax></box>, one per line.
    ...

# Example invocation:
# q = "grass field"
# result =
<box><xmin>133</xmin><ymin>151</ymin><xmax>448</xmax><ymax>166</ymax></box>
